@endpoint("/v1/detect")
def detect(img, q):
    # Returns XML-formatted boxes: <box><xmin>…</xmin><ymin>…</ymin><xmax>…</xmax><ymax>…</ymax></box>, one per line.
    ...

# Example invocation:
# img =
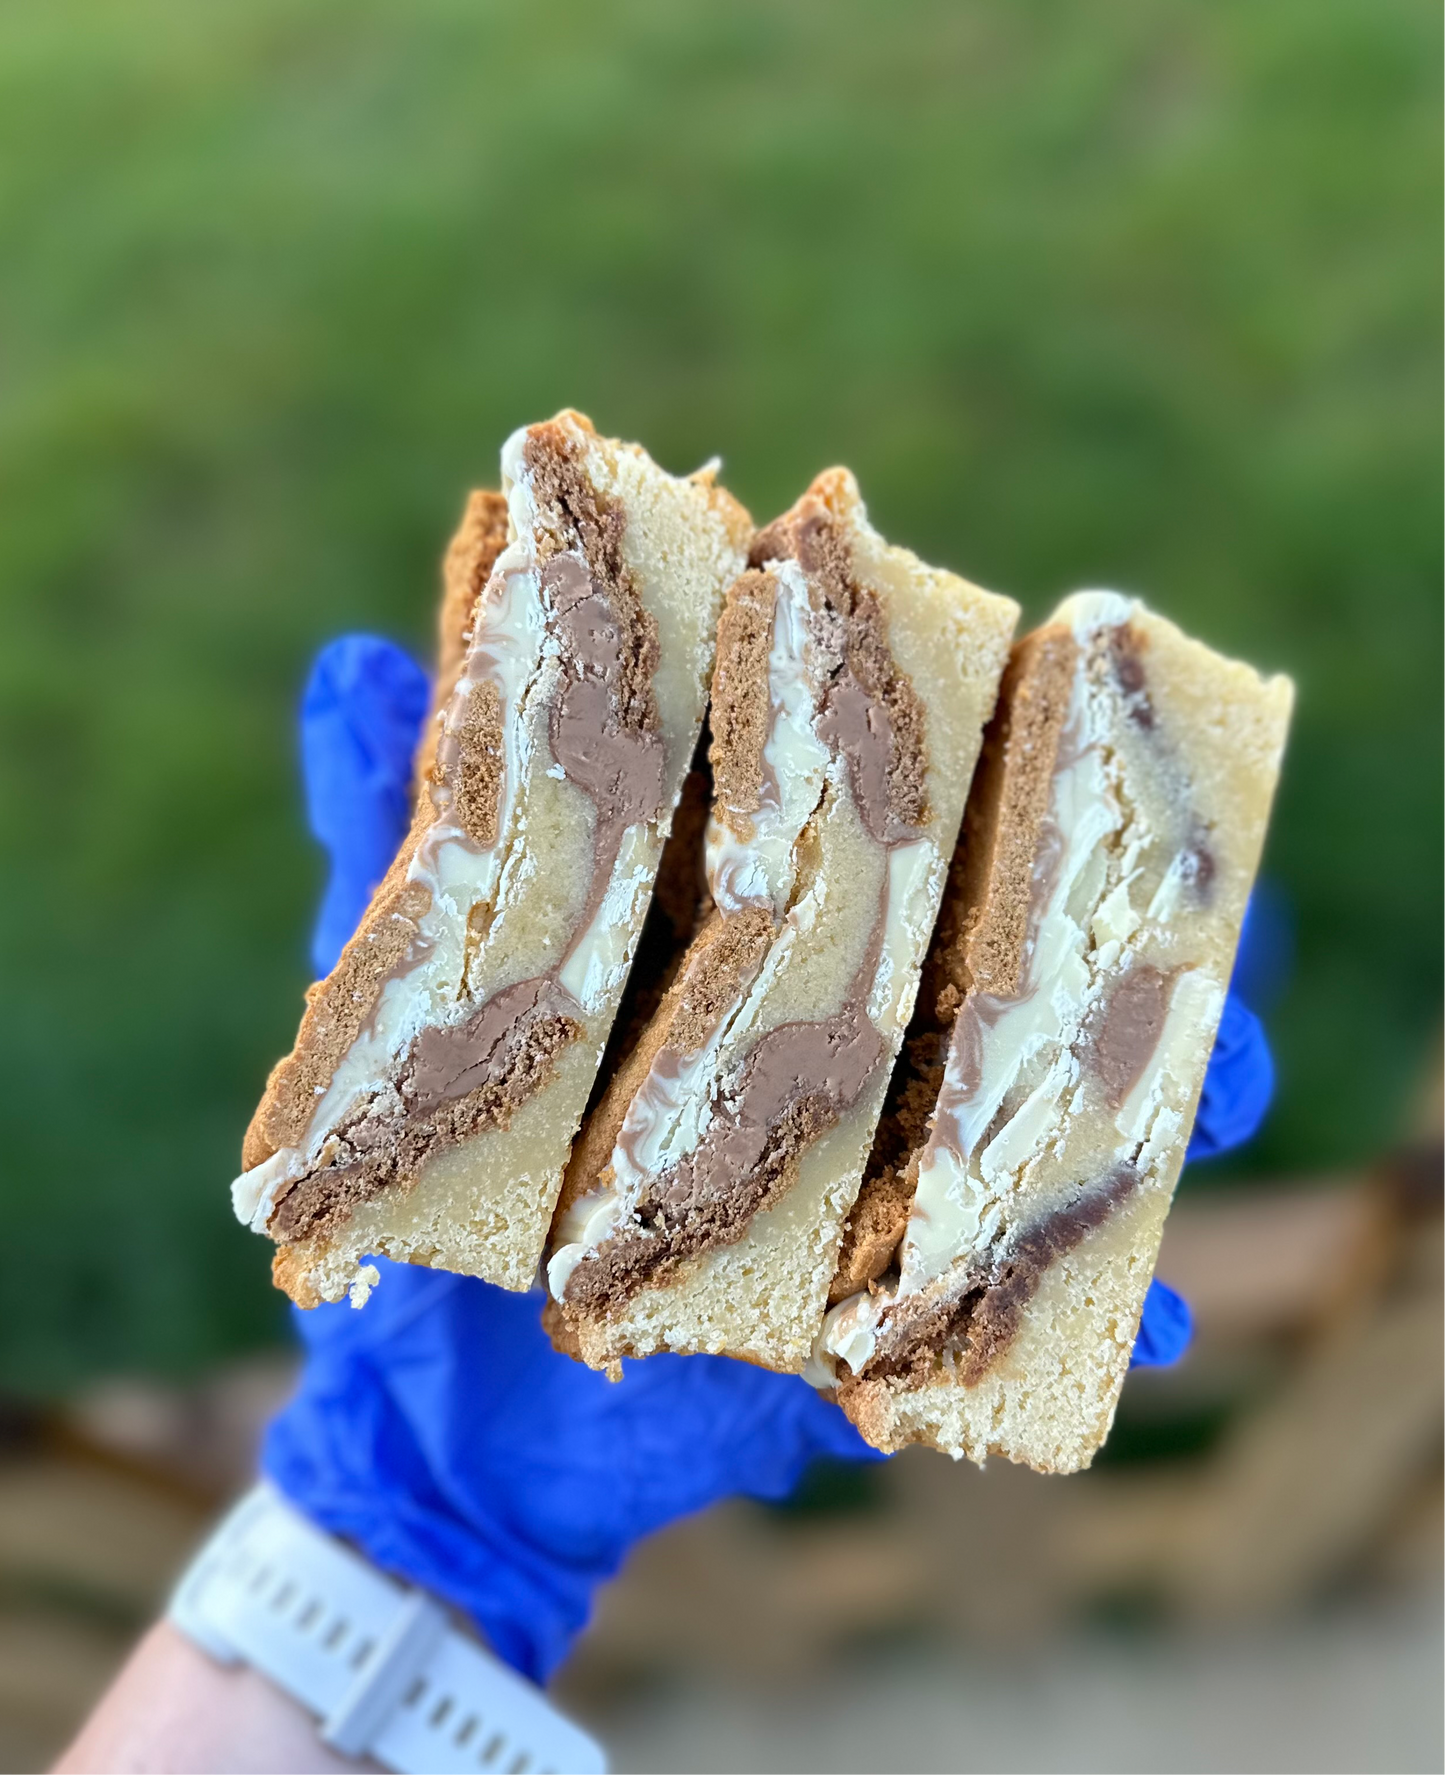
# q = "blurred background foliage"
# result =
<box><xmin>0</xmin><ymin>0</ymin><xmax>1438</xmax><ymax>1390</ymax></box>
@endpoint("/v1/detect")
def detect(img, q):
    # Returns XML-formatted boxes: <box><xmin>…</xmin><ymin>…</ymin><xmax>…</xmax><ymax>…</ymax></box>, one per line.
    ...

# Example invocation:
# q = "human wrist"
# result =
<box><xmin>165</xmin><ymin>1481</ymin><xmax>605</xmax><ymax>1773</ymax></box>
<box><xmin>54</xmin><ymin>1620</ymin><xmax>364</xmax><ymax>1775</ymax></box>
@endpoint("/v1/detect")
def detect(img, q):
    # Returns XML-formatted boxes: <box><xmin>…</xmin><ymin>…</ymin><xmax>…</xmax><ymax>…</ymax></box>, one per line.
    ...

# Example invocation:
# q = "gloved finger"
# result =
<box><xmin>1124</xmin><ymin>994</ymin><xmax>1269</xmax><ymax>1375</ymax></box>
<box><xmin>300</xmin><ymin>635</ymin><xmax>430</xmax><ymax>976</ymax></box>
<box><xmin>1230</xmin><ymin>880</ymin><xmax>1293</xmax><ymax>1013</ymax></box>
<box><xmin>1186</xmin><ymin>991</ymin><xmax>1274</xmax><ymax>1161</ymax></box>
<box><xmin>267</xmin><ymin>1261</ymin><xmax>883</xmax><ymax>1679</ymax></box>
<box><xmin>1129</xmin><ymin>1276</ymin><xmax>1192</xmax><ymax>1370</ymax></box>
<box><xmin>1186</xmin><ymin>882</ymin><xmax>1287</xmax><ymax>1163</ymax></box>
<box><xmin>1134</xmin><ymin>890</ymin><xmax>1285</xmax><ymax>1366</ymax></box>
<box><xmin>285</xmin><ymin>1256</ymin><xmax>879</xmax><ymax>1476</ymax></box>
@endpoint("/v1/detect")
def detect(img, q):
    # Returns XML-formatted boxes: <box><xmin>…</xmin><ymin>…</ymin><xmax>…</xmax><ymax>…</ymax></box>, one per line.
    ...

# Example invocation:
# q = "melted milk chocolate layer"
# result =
<box><xmin>751</xmin><ymin>497</ymin><xmax>927</xmax><ymax>844</ymax></box>
<box><xmin>271</xmin><ymin>981</ymin><xmax>582</xmax><ymax>1243</ymax></box>
<box><xmin>1088</xmin><ymin>963</ymin><xmax>1177</xmax><ymax>1110</ymax></box>
<box><xmin>563</xmin><ymin>924</ymin><xmax>888</xmax><ymax>1311</ymax></box>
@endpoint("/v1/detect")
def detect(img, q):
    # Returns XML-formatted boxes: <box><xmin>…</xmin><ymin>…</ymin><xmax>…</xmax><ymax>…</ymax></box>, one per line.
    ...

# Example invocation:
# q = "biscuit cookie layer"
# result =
<box><xmin>233</xmin><ymin>412</ymin><xmax>750</xmax><ymax>1303</ymax></box>
<box><xmin>546</xmin><ymin>471</ymin><xmax>1018</xmax><ymax>1373</ymax></box>
<box><xmin>816</xmin><ymin>594</ymin><xmax>1293</xmax><ymax>1471</ymax></box>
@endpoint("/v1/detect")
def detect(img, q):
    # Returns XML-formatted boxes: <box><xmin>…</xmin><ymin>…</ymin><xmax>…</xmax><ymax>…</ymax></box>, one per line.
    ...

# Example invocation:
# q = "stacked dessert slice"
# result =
<box><xmin>230</xmin><ymin>406</ymin><xmax>1293</xmax><ymax>1484</ymax></box>
<box><xmin>814</xmin><ymin>593</ymin><xmax>1293</xmax><ymax>1471</ymax></box>
<box><xmin>545</xmin><ymin>472</ymin><xmax>1019</xmax><ymax>1372</ymax></box>
<box><xmin>232</xmin><ymin>412</ymin><xmax>751</xmax><ymax>1305</ymax></box>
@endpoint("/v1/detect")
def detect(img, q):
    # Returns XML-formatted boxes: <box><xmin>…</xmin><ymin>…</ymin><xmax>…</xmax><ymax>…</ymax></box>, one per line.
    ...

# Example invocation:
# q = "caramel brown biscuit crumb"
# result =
<box><xmin>541</xmin><ymin>1296</ymin><xmax>585</xmax><ymax>1361</ymax></box>
<box><xmin>665</xmin><ymin>907</ymin><xmax>774</xmax><ymax>1055</ymax></box>
<box><xmin>937</xmin><ymin>623</ymin><xmax>1078</xmax><ymax>1004</ymax></box>
<box><xmin>434</xmin><ymin>676</ymin><xmax>505</xmax><ymax>847</ymax></box>
<box><xmin>709</xmin><ymin>569</ymin><xmax>777</xmax><ymax>832</ymax></box>
<box><xmin>844</xmin><ymin>1024</ymin><xmax>951</xmax><ymax>1299</ymax></box>
<box><xmin>272</xmin><ymin>1247</ymin><xmax>325</xmax><ymax>1310</ymax></box>
<box><xmin>830</xmin><ymin>1163</ymin><xmax>914</xmax><ymax>1302</ymax></box>
<box><xmin>417</xmin><ymin>488</ymin><xmax>510</xmax><ymax>786</ymax></box>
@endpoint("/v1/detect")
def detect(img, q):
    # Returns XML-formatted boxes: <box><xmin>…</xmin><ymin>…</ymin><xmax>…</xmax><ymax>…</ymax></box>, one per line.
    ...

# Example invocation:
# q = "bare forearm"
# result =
<box><xmin>54</xmin><ymin>1620</ymin><xmax>366</xmax><ymax>1775</ymax></box>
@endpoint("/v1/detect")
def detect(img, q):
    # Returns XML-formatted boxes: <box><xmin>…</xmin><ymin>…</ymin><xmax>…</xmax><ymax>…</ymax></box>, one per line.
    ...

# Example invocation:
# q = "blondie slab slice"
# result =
<box><xmin>818</xmin><ymin>593</ymin><xmax>1293</xmax><ymax>1471</ymax></box>
<box><xmin>546</xmin><ymin>471</ymin><xmax>1018</xmax><ymax>1372</ymax></box>
<box><xmin>233</xmin><ymin>412</ymin><xmax>751</xmax><ymax>1304</ymax></box>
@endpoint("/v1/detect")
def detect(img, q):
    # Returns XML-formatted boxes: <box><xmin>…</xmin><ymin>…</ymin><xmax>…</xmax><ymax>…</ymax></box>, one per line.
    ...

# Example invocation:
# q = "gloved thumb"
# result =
<box><xmin>300</xmin><ymin>635</ymin><xmax>430</xmax><ymax>977</ymax></box>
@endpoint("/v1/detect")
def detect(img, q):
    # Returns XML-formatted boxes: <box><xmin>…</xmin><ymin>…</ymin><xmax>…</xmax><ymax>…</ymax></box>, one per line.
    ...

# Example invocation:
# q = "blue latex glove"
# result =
<box><xmin>300</xmin><ymin>636</ymin><xmax>431</xmax><ymax>980</ymax></box>
<box><xmin>263</xmin><ymin>635</ymin><xmax>1278</xmax><ymax>1679</ymax></box>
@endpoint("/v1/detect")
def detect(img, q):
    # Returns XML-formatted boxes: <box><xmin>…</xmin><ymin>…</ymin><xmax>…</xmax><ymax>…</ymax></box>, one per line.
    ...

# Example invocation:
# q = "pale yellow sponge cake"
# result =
<box><xmin>545</xmin><ymin>470</ymin><xmax>1019</xmax><ymax>1374</ymax></box>
<box><xmin>816</xmin><ymin>593</ymin><xmax>1293</xmax><ymax>1472</ymax></box>
<box><xmin>232</xmin><ymin>412</ymin><xmax>751</xmax><ymax>1305</ymax></box>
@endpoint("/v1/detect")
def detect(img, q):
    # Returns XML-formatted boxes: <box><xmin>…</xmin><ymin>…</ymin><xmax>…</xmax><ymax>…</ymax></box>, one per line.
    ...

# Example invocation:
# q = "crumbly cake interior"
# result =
<box><xmin>232</xmin><ymin>411</ymin><xmax>749</xmax><ymax>1303</ymax></box>
<box><xmin>548</xmin><ymin>471</ymin><xmax>1018</xmax><ymax>1373</ymax></box>
<box><xmin>817</xmin><ymin>594</ymin><xmax>1293</xmax><ymax>1471</ymax></box>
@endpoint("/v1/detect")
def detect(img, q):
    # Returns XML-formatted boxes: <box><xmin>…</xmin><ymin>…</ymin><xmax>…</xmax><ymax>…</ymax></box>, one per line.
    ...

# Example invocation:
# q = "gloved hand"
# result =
<box><xmin>263</xmin><ymin>635</ymin><xmax>1277</xmax><ymax>1682</ymax></box>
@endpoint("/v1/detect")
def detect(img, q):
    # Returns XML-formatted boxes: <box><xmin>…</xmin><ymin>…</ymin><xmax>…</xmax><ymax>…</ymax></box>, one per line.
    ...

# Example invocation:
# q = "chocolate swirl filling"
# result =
<box><xmin>841</xmin><ymin>1165</ymin><xmax>1140</xmax><ymax>1391</ymax></box>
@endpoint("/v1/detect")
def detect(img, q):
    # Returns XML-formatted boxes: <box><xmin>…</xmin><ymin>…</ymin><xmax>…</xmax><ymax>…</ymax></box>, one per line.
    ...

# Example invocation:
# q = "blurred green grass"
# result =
<box><xmin>0</xmin><ymin>0</ymin><xmax>1438</xmax><ymax>1389</ymax></box>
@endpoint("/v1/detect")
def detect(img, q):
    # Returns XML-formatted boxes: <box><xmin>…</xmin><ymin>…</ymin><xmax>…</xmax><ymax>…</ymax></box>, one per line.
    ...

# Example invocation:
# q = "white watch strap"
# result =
<box><xmin>168</xmin><ymin>1481</ymin><xmax>606</xmax><ymax>1774</ymax></box>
